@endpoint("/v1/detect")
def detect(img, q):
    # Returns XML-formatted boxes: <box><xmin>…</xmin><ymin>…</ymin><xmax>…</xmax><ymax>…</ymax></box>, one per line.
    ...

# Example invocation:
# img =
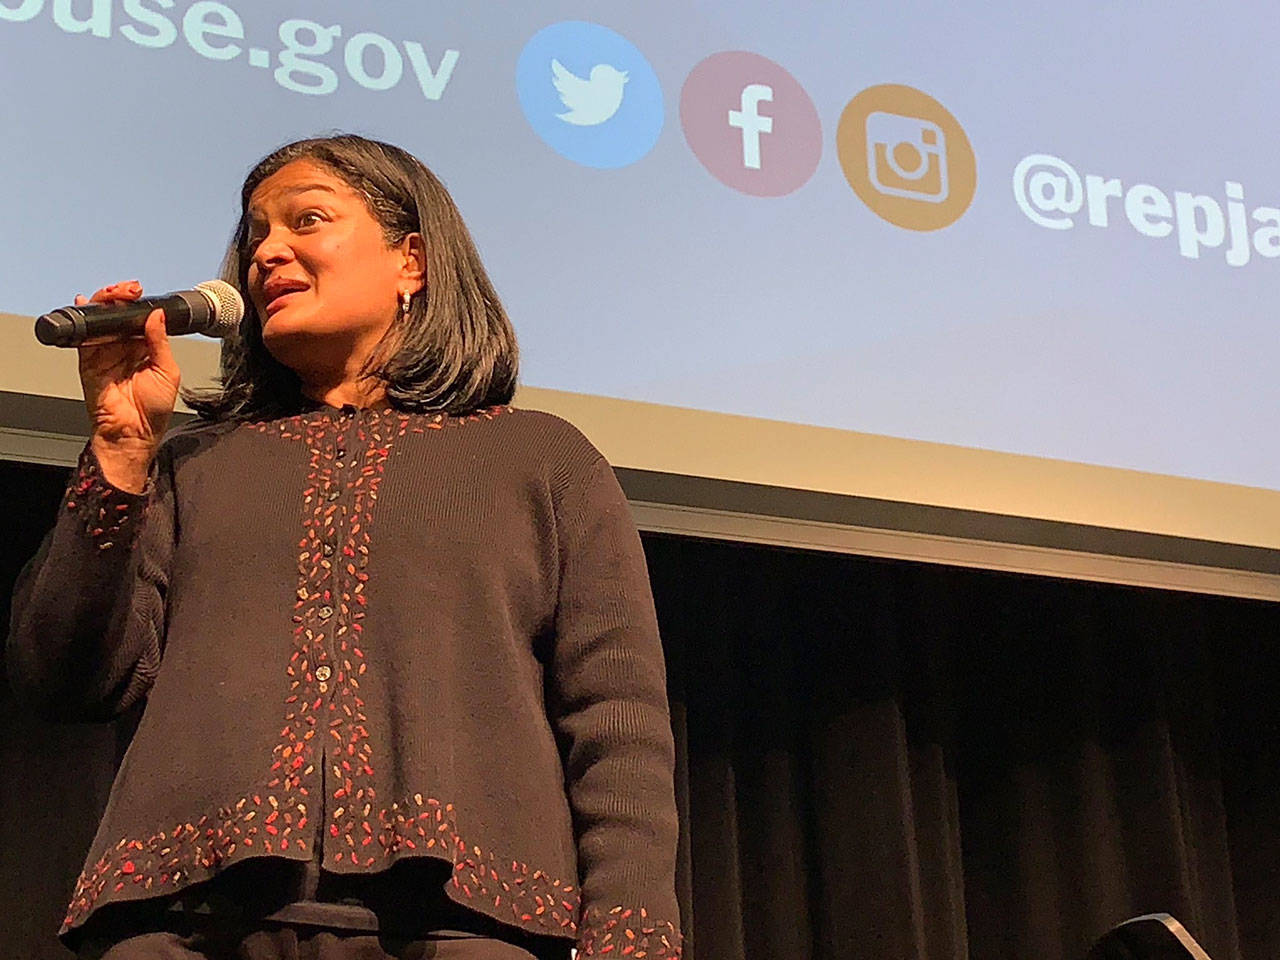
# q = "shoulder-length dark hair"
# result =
<box><xmin>184</xmin><ymin>134</ymin><xmax>518</xmax><ymax>420</ymax></box>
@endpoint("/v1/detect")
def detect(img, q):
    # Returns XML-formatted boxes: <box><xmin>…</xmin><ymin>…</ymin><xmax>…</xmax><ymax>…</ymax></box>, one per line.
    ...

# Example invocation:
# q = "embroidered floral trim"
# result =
<box><xmin>64</xmin><ymin>794</ymin><xmax>683</xmax><ymax>948</ymax></box>
<box><xmin>62</xmin><ymin>789</ymin><xmax>585</xmax><ymax>935</ymax></box>
<box><xmin>325</xmin><ymin>413</ymin><xmax>390</xmax><ymax>868</ymax></box>
<box><xmin>63</xmin><ymin>446</ymin><xmax>149</xmax><ymax>551</ymax></box>
<box><xmin>250</xmin><ymin>404</ymin><xmax>512</xmax><ymax>439</ymax></box>
<box><xmin>63</xmin><ymin>794</ymin><xmax>304</xmax><ymax>928</ymax></box>
<box><xmin>577</xmin><ymin>907</ymin><xmax>683</xmax><ymax>958</ymax></box>
<box><xmin>440</xmin><ymin>800</ymin><xmax>581</xmax><ymax>933</ymax></box>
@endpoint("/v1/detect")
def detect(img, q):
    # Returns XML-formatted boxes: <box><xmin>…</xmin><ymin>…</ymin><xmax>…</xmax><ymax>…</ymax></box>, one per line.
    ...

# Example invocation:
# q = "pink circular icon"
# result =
<box><xmin>680</xmin><ymin>51</ymin><xmax>822</xmax><ymax>197</ymax></box>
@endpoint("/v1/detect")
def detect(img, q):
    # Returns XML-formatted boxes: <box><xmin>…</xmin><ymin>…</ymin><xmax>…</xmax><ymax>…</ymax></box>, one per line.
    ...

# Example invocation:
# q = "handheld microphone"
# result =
<box><xmin>34</xmin><ymin>280</ymin><xmax>244</xmax><ymax>347</ymax></box>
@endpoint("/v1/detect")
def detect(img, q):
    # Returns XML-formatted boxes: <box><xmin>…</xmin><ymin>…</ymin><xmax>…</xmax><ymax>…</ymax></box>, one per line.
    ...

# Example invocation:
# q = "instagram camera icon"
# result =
<box><xmin>865</xmin><ymin>111</ymin><xmax>949</xmax><ymax>203</ymax></box>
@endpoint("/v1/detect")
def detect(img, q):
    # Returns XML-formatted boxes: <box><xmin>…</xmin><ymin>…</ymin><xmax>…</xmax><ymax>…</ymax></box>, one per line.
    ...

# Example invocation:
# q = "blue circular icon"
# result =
<box><xmin>516</xmin><ymin>21</ymin><xmax>664</xmax><ymax>170</ymax></box>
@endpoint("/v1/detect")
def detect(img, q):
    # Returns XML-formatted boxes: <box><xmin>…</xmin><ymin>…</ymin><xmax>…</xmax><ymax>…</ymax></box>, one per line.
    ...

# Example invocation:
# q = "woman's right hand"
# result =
<box><xmin>77</xmin><ymin>280</ymin><xmax>182</xmax><ymax>493</ymax></box>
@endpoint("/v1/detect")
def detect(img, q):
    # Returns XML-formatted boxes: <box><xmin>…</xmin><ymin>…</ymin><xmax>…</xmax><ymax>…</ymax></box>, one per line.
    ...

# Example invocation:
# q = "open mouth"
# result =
<box><xmin>262</xmin><ymin>281</ymin><xmax>310</xmax><ymax>315</ymax></box>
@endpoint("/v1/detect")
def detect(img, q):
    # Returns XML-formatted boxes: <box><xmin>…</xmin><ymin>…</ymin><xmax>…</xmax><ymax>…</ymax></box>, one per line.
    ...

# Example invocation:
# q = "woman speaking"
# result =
<box><xmin>8</xmin><ymin>135</ymin><xmax>681</xmax><ymax>960</ymax></box>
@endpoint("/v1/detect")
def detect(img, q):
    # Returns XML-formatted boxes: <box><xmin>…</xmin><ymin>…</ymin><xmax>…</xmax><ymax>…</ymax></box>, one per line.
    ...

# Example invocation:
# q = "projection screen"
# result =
<box><xmin>2</xmin><ymin>1</ymin><xmax>1277</xmax><ymax>598</ymax></box>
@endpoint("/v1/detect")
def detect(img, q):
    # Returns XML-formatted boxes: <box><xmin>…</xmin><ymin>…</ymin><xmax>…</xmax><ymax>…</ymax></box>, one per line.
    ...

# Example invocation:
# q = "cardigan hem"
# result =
<box><xmin>61</xmin><ymin>794</ymin><xmax>583</xmax><ymax>943</ymax></box>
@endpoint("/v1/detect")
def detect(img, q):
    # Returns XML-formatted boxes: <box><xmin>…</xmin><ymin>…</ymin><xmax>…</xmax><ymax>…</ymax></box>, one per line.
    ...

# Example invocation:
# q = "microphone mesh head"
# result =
<box><xmin>195</xmin><ymin>280</ymin><xmax>245</xmax><ymax>338</ymax></box>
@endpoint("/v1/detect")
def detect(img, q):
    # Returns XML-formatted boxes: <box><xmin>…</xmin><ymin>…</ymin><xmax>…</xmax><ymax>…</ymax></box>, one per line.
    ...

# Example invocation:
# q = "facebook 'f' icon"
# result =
<box><xmin>728</xmin><ymin>84</ymin><xmax>774</xmax><ymax>169</ymax></box>
<box><xmin>681</xmin><ymin>51</ymin><xmax>822</xmax><ymax>197</ymax></box>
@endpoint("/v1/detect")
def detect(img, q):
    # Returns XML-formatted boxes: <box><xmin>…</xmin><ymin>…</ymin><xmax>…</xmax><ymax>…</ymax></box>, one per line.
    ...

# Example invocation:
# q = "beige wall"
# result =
<box><xmin>5</xmin><ymin>311</ymin><xmax>1278</xmax><ymax>552</ymax></box>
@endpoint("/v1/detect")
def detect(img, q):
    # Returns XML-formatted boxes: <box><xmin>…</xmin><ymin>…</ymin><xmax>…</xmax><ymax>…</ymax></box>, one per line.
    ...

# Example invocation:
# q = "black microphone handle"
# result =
<box><xmin>34</xmin><ymin>291</ymin><xmax>212</xmax><ymax>347</ymax></box>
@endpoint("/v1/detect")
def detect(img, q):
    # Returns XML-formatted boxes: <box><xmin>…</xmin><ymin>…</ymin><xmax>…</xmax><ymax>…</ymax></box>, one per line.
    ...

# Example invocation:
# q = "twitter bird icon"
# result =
<box><xmin>552</xmin><ymin>59</ymin><xmax>628</xmax><ymax>126</ymax></box>
<box><xmin>517</xmin><ymin>21</ymin><xmax>663</xmax><ymax>169</ymax></box>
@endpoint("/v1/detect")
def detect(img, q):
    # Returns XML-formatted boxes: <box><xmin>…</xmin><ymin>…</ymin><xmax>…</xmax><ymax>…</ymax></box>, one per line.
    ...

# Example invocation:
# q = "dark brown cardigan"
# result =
<box><xmin>7</xmin><ymin>403</ymin><xmax>681</xmax><ymax>957</ymax></box>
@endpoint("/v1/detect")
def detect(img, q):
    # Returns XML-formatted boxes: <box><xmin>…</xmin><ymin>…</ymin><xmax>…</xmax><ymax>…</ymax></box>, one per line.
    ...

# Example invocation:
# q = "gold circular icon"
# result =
<box><xmin>836</xmin><ymin>84</ymin><xmax>976</xmax><ymax>231</ymax></box>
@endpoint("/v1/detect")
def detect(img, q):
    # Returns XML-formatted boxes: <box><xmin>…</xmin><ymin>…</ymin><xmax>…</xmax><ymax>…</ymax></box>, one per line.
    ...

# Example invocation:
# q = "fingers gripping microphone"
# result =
<box><xmin>34</xmin><ymin>280</ymin><xmax>245</xmax><ymax>347</ymax></box>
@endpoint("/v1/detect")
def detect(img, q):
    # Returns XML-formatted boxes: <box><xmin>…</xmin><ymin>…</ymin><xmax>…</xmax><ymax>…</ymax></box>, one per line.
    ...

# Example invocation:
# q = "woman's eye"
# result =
<box><xmin>297</xmin><ymin>211</ymin><xmax>323</xmax><ymax>228</ymax></box>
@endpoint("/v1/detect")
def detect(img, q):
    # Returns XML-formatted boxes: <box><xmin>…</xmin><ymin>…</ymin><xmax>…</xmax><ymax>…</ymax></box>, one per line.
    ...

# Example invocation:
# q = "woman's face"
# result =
<box><xmin>245</xmin><ymin>158</ymin><xmax>422</xmax><ymax>385</ymax></box>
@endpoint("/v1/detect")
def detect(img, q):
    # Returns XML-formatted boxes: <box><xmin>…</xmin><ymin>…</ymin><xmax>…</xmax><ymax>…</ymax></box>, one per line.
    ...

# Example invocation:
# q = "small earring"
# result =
<box><xmin>400</xmin><ymin>290</ymin><xmax>411</xmax><ymax>317</ymax></box>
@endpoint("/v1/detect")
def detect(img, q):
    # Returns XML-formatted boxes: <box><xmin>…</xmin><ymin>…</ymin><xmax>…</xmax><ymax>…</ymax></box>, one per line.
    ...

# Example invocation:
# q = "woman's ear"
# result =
<box><xmin>399</xmin><ymin>233</ymin><xmax>427</xmax><ymax>295</ymax></box>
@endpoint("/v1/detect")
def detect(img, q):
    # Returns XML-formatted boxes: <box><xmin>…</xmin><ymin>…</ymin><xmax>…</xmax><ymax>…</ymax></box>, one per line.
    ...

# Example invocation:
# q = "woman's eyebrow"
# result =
<box><xmin>248</xmin><ymin>184</ymin><xmax>339</xmax><ymax>218</ymax></box>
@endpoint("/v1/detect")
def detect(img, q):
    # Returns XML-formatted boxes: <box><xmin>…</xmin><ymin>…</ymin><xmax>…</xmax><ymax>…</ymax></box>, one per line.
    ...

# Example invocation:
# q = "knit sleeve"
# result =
<box><xmin>6</xmin><ymin>440</ymin><xmax>174</xmax><ymax>721</ymax></box>
<box><xmin>548</xmin><ymin>453</ymin><xmax>683</xmax><ymax>959</ymax></box>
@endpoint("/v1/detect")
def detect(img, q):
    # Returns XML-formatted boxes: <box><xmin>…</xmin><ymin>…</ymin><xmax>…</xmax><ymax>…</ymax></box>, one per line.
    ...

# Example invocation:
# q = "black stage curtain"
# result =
<box><xmin>3</xmin><ymin>461</ymin><xmax>1278</xmax><ymax>959</ymax></box>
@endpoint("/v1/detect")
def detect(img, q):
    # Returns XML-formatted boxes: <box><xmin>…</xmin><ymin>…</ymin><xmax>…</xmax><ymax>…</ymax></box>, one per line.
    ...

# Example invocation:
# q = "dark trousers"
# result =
<box><xmin>85</xmin><ymin>926</ymin><xmax>569</xmax><ymax>960</ymax></box>
<box><xmin>75</xmin><ymin>860</ymin><xmax>571</xmax><ymax>960</ymax></box>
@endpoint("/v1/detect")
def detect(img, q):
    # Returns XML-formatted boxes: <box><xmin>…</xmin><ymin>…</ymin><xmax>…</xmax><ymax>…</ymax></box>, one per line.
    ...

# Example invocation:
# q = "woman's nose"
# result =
<box><xmin>252</xmin><ymin>229</ymin><xmax>294</xmax><ymax>268</ymax></box>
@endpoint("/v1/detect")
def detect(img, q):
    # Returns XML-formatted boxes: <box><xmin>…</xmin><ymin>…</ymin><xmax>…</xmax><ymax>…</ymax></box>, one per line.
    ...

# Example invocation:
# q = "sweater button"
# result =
<box><xmin>322</xmin><ymin>542</ymin><xmax>335</xmax><ymax>556</ymax></box>
<box><xmin>315</xmin><ymin>665</ymin><xmax>332</xmax><ymax>682</ymax></box>
<box><xmin>318</xmin><ymin>605</ymin><xmax>333</xmax><ymax>620</ymax></box>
